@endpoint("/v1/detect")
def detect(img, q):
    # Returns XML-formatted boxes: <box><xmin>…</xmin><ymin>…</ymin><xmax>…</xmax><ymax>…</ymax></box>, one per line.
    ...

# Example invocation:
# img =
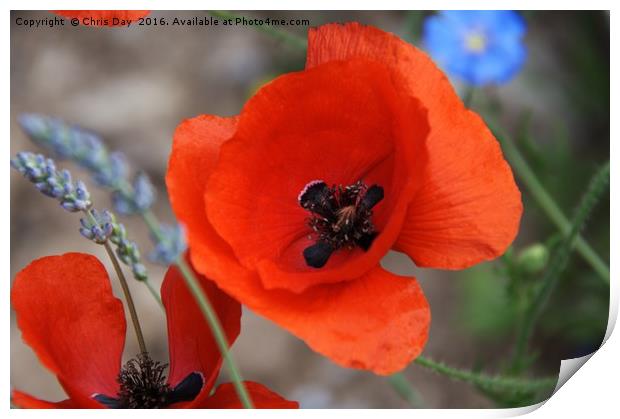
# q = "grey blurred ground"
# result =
<box><xmin>10</xmin><ymin>10</ymin><xmax>604</xmax><ymax>408</ymax></box>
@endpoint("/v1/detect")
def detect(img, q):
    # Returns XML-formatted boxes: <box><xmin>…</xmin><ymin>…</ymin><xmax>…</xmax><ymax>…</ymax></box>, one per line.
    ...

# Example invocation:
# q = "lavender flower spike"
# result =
<box><xmin>12</xmin><ymin>151</ymin><xmax>149</xmax><ymax>283</ymax></box>
<box><xmin>79</xmin><ymin>209</ymin><xmax>149</xmax><ymax>282</ymax></box>
<box><xmin>149</xmin><ymin>223</ymin><xmax>188</xmax><ymax>266</ymax></box>
<box><xmin>80</xmin><ymin>209</ymin><xmax>115</xmax><ymax>244</ymax></box>
<box><xmin>11</xmin><ymin>152</ymin><xmax>92</xmax><ymax>212</ymax></box>
<box><xmin>18</xmin><ymin>113</ymin><xmax>124</xmax><ymax>188</ymax></box>
<box><xmin>18</xmin><ymin>113</ymin><xmax>155</xmax><ymax>215</ymax></box>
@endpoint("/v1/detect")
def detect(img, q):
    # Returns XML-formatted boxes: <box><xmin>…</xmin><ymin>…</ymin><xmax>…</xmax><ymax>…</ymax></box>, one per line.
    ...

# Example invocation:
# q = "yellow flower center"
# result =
<box><xmin>465</xmin><ymin>32</ymin><xmax>487</xmax><ymax>53</ymax></box>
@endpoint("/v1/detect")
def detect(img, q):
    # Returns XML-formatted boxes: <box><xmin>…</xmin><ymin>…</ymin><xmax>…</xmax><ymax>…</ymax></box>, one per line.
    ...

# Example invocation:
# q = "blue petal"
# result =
<box><xmin>423</xmin><ymin>14</ymin><xmax>470</xmax><ymax>70</ymax></box>
<box><xmin>422</xmin><ymin>10</ymin><xmax>527</xmax><ymax>86</ymax></box>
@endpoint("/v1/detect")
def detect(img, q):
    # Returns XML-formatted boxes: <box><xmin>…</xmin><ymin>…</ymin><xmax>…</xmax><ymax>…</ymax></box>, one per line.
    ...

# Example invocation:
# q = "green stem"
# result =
<box><xmin>142</xmin><ymin>210</ymin><xmax>165</xmax><ymax>243</ymax></box>
<box><xmin>414</xmin><ymin>356</ymin><xmax>557</xmax><ymax>393</ymax></box>
<box><xmin>488</xmin><ymin>121</ymin><xmax>610</xmax><ymax>283</ymax></box>
<box><xmin>209</xmin><ymin>11</ymin><xmax>307</xmax><ymax>50</ymax></box>
<box><xmin>511</xmin><ymin>162</ymin><xmax>610</xmax><ymax>370</ymax></box>
<box><xmin>87</xmin><ymin>187</ymin><xmax>164</xmax><ymax>307</ymax></box>
<box><xmin>175</xmin><ymin>256</ymin><xmax>254</xmax><ymax>408</ymax></box>
<box><xmin>387</xmin><ymin>373</ymin><xmax>424</xmax><ymax>407</ymax></box>
<box><xmin>139</xmin><ymin>211</ymin><xmax>168</xmax><ymax>308</ymax></box>
<box><xmin>102</xmin><ymin>238</ymin><xmax>148</xmax><ymax>355</ymax></box>
<box><xmin>141</xmin><ymin>209</ymin><xmax>253</xmax><ymax>408</ymax></box>
<box><xmin>144</xmin><ymin>280</ymin><xmax>163</xmax><ymax>308</ymax></box>
<box><xmin>85</xmin><ymin>209</ymin><xmax>147</xmax><ymax>353</ymax></box>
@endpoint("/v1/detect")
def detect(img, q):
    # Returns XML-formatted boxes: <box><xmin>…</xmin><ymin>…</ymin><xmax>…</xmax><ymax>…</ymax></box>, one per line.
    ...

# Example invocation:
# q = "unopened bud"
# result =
<box><xmin>517</xmin><ymin>243</ymin><xmax>549</xmax><ymax>274</ymax></box>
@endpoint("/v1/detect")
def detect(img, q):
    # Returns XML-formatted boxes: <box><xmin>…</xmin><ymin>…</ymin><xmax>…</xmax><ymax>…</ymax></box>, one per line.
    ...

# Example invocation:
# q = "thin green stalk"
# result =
<box><xmin>144</xmin><ymin>280</ymin><xmax>163</xmax><ymax>308</ymax></box>
<box><xmin>511</xmin><ymin>162</ymin><xmax>610</xmax><ymax>370</ymax></box>
<box><xmin>102</xmin><ymin>238</ymin><xmax>148</xmax><ymax>355</ymax></box>
<box><xmin>143</xmin><ymin>210</ymin><xmax>165</xmax><ymax>243</ymax></box>
<box><xmin>175</xmin><ymin>256</ymin><xmax>254</xmax><ymax>408</ymax></box>
<box><xmin>414</xmin><ymin>356</ymin><xmax>557</xmax><ymax>393</ymax></box>
<box><xmin>209</xmin><ymin>11</ymin><xmax>307</xmax><ymax>50</ymax></box>
<box><xmin>83</xmin><ymin>192</ymin><xmax>252</xmax><ymax>406</ymax></box>
<box><xmin>387</xmin><ymin>373</ymin><xmax>424</xmax><ymax>407</ymax></box>
<box><xmin>85</xmin><ymin>209</ymin><xmax>147</xmax><ymax>353</ymax></box>
<box><xmin>139</xmin><ymin>210</ymin><xmax>172</xmax><ymax>307</ymax></box>
<box><xmin>488</xmin><ymin>121</ymin><xmax>609</xmax><ymax>283</ymax></box>
<box><xmin>140</xmin><ymin>209</ymin><xmax>253</xmax><ymax>408</ymax></box>
<box><xmin>86</xmin><ymin>186</ymin><xmax>164</xmax><ymax>306</ymax></box>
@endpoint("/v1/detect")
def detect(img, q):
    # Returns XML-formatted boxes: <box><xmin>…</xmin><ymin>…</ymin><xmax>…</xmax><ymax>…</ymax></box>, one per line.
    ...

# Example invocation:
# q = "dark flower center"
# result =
<box><xmin>298</xmin><ymin>180</ymin><xmax>384</xmax><ymax>268</ymax></box>
<box><xmin>93</xmin><ymin>352</ymin><xmax>204</xmax><ymax>409</ymax></box>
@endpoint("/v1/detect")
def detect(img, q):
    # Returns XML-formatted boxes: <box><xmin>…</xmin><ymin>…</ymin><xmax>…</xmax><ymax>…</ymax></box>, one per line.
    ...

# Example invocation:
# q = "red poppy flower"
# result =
<box><xmin>166</xmin><ymin>23</ymin><xmax>522</xmax><ymax>375</ymax></box>
<box><xmin>11</xmin><ymin>253</ymin><xmax>298</xmax><ymax>409</ymax></box>
<box><xmin>54</xmin><ymin>10</ymin><xmax>150</xmax><ymax>26</ymax></box>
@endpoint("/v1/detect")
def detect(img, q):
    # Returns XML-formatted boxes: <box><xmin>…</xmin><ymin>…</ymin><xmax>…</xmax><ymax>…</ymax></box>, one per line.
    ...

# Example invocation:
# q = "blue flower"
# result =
<box><xmin>423</xmin><ymin>11</ymin><xmax>527</xmax><ymax>86</ymax></box>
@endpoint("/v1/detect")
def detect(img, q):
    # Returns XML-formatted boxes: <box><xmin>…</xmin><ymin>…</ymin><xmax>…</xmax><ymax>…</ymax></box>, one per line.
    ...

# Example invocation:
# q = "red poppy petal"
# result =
<box><xmin>307</xmin><ymin>23</ymin><xmax>522</xmax><ymax>269</ymax></box>
<box><xmin>166</xmin><ymin>114</ymin><xmax>238</xmax><ymax>269</ymax></box>
<box><xmin>168</xmin><ymin>127</ymin><xmax>430</xmax><ymax>374</ymax></box>
<box><xmin>11</xmin><ymin>391</ymin><xmax>76</xmax><ymax>409</ymax></box>
<box><xmin>261</xmin><ymin>266</ymin><xmax>430</xmax><ymax>375</ymax></box>
<box><xmin>11</xmin><ymin>253</ymin><xmax>125</xmax><ymax>402</ymax></box>
<box><xmin>191</xmin><ymin>235</ymin><xmax>428</xmax><ymax>375</ymax></box>
<box><xmin>393</xmin><ymin>116</ymin><xmax>523</xmax><ymax>268</ymax></box>
<box><xmin>53</xmin><ymin>10</ymin><xmax>150</xmax><ymax>26</ymax></box>
<box><xmin>162</xmin><ymin>253</ymin><xmax>241</xmax><ymax>405</ymax></box>
<box><xmin>201</xmin><ymin>382</ymin><xmax>298</xmax><ymax>409</ymax></box>
<box><xmin>206</xmin><ymin>59</ymin><xmax>428</xmax><ymax>292</ymax></box>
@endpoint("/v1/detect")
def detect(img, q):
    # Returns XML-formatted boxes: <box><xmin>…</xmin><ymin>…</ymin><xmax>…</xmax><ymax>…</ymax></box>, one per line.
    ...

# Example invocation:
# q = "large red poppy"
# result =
<box><xmin>11</xmin><ymin>253</ymin><xmax>298</xmax><ymax>409</ymax></box>
<box><xmin>54</xmin><ymin>10</ymin><xmax>150</xmax><ymax>26</ymax></box>
<box><xmin>166</xmin><ymin>23</ymin><xmax>522</xmax><ymax>375</ymax></box>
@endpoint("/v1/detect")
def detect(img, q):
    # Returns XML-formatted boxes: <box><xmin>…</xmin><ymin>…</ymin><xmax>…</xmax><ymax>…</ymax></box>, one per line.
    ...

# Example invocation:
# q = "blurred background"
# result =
<box><xmin>10</xmin><ymin>10</ymin><xmax>609</xmax><ymax>408</ymax></box>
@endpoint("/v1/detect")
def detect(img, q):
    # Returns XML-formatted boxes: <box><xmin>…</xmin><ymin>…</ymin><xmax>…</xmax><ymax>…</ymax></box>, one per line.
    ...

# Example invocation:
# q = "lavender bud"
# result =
<box><xmin>132</xmin><ymin>263</ymin><xmax>148</xmax><ymax>282</ymax></box>
<box><xmin>149</xmin><ymin>223</ymin><xmax>187</xmax><ymax>265</ymax></box>
<box><xmin>133</xmin><ymin>172</ymin><xmax>155</xmax><ymax>211</ymax></box>
<box><xmin>80</xmin><ymin>227</ymin><xmax>95</xmax><ymax>240</ymax></box>
<box><xmin>109</xmin><ymin>152</ymin><xmax>128</xmax><ymax>181</ymax></box>
<box><xmin>61</xmin><ymin>201</ymin><xmax>78</xmax><ymax>212</ymax></box>
<box><xmin>63</xmin><ymin>182</ymin><xmax>74</xmax><ymax>195</ymax></box>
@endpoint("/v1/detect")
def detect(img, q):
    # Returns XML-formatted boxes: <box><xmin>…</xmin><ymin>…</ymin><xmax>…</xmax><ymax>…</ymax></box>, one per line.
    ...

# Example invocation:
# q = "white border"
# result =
<box><xmin>4</xmin><ymin>2</ymin><xmax>616</xmax><ymax>418</ymax></box>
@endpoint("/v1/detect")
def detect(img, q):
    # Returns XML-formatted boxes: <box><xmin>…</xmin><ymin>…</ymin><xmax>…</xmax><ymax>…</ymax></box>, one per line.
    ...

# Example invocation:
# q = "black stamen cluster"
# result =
<box><xmin>93</xmin><ymin>353</ymin><xmax>204</xmax><ymax>409</ymax></box>
<box><xmin>116</xmin><ymin>353</ymin><xmax>172</xmax><ymax>408</ymax></box>
<box><xmin>299</xmin><ymin>180</ymin><xmax>384</xmax><ymax>268</ymax></box>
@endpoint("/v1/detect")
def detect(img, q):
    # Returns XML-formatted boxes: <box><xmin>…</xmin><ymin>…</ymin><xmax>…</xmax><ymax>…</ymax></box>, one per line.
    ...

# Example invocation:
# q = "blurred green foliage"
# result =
<box><xmin>454</xmin><ymin>11</ymin><xmax>609</xmax><ymax>407</ymax></box>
